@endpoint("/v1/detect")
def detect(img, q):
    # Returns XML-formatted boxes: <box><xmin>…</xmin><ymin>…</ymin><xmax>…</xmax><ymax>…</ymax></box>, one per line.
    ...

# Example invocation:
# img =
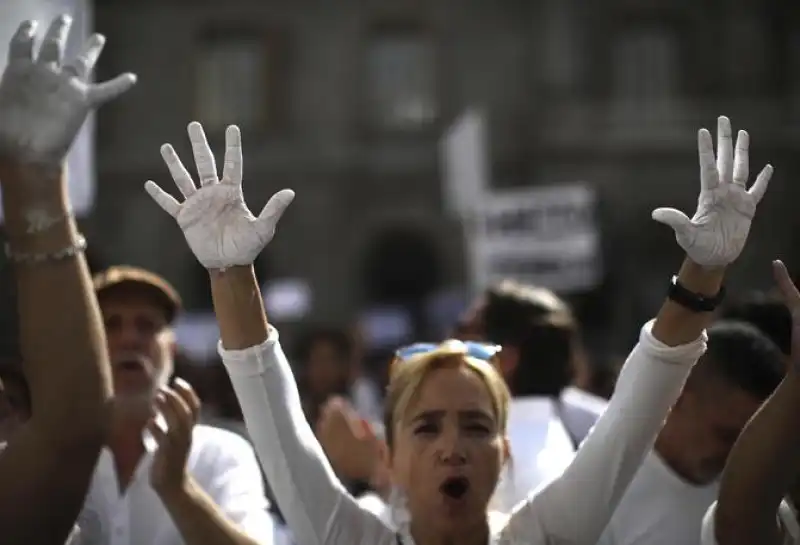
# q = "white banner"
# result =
<box><xmin>469</xmin><ymin>183</ymin><xmax>602</xmax><ymax>293</ymax></box>
<box><xmin>0</xmin><ymin>0</ymin><xmax>95</xmax><ymax>221</ymax></box>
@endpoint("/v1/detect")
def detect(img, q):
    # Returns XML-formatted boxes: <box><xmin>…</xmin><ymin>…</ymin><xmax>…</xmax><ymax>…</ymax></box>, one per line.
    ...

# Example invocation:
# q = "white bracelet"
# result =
<box><xmin>5</xmin><ymin>234</ymin><xmax>87</xmax><ymax>264</ymax></box>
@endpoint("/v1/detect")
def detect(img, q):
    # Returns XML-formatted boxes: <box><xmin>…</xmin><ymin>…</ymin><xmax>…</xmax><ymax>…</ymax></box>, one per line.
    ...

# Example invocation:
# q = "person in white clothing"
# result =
<box><xmin>455</xmin><ymin>282</ymin><xmax>585</xmax><ymax>510</ymax></box>
<box><xmin>144</xmin><ymin>113</ymin><xmax>771</xmax><ymax>544</ymax></box>
<box><xmin>328</xmin><ymin>283</ymin><xmax>598</xmax><ymax>518</ymax></box>
<box><xmin>76</xmin><ymin>266</ymin><xmax>275</xmax><ymax>545</ymax></box>
<box><xmin>456</xmin><ymin>280</ymin><xmax>609</xmax><ymax>448</ymax></box>
<box><xmin>595</xmin><ymin>116</ymin><xmax>782</xmax><ymax>545</ymax></box>
<box><xmin>596</xmin><ymin>320</ymin><xmax>785</xmax><ymax>545</ymax></box>
<box><xmin>701</xmin><ymin>261</ymin><xmax>800</xmax><ymax>545</ymax></box>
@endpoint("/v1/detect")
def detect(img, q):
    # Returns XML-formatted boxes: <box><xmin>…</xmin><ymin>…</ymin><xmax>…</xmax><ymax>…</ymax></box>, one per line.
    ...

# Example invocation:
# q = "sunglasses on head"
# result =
<box><xmin>395</xmin><ymin>341</ymin><xmax>501</xmax><ymax>362</ymax></box>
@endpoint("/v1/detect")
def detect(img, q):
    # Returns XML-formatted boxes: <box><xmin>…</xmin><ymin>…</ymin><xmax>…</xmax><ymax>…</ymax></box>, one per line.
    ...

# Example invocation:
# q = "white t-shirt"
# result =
<box><xmin>491</xmin><ymin>397</ymin><xmax>575</xmax><ymax>513</ymax></box>
<box><xmin>701</xmin><ymin>499</ymin><xmax>800</xmax><ymax>545</ymax></box>
<box><xmin>596</xmin><ymin>451</ymin><xmax>718</xmax><ymax>545</ymax></box>
<box><xmin>220</xmin><ymin>319</ymin><xmax>708</xmax><ymax>545</ymax></box>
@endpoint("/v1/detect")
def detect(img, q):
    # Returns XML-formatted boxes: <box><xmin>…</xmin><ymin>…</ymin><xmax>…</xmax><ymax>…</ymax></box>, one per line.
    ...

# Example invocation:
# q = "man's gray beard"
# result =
<box><xmin>113</xmin><ymin>358</ymin><xmax>173</xmax><ymax>415</ymax></box>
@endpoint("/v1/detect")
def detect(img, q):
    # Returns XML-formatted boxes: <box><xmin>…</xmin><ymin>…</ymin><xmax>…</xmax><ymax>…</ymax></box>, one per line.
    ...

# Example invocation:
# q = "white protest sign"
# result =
<box><xmin>0</xmin><ymin>0</ymin><xmax>95</xmax><ymax>221</ymax></box>
<box><xmin>469</xmin><ymin>183</ymin><xmax>601</xmax><ymax>292</ymax></box>
<box><xmin>440</xmin><ymin>109</ymin><xmax>489</xmax><ymax>215</ymax></box>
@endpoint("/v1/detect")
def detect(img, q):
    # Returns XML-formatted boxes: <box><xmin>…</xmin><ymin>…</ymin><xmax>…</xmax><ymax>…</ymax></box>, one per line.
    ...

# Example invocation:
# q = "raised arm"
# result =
<box><xmin>505</xmin><ymin>116</ymin><xmax>773</xmax><ymax>545</ymax></box>
<box><xmin>703</xmin><ymin>260</ymin><xmax>800</xmax><ymax>545</ymax></box>
<box><xmin>145</xmin><ymin>122</ymin><xmax>392</xmax><ymax>545</ymax></box>
<box><xmin>0</xmin><ymin>17</ymin><xmax>135</xmax><ymax>544</ymax></box>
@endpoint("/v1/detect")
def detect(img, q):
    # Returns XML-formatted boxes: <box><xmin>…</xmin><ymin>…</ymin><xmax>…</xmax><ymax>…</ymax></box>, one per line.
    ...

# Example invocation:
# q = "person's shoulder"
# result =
<box><xmin>190</xmin><ymin>424</ymin><xmax>259</xmax><ymax>465</ymax></box>
<box><xmin>193</xmin><ymin>423</ymin><xmax>252</xmax><ymax>447</ymax></box>
<box><xmin>560</xmin><ymin>386</ymin><xmax>608</xmax><ymax>417</ymax></box>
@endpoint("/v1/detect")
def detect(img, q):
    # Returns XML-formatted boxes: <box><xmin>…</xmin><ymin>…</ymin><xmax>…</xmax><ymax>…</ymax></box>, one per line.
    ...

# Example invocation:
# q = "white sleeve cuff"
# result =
<box><xmin>217</xmin><ymin>326</ymin><xmax>282</xmax><ymax>377</ymax></box>
<box><xmin>638</xmin><ymin>319</ymin><xmax>708</xmax><ymax>365</ymax></box>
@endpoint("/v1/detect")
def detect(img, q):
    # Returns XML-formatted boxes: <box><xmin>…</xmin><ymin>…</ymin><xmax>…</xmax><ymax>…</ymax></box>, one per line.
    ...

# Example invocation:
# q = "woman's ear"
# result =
<box><xmin>502</xmin><ymin>435</ymin><xmax>511</xmax><ymax>466</ymax></box>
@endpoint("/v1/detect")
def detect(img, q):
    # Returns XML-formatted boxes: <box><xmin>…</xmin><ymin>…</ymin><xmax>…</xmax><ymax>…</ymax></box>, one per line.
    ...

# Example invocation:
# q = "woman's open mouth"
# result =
<box><xmin>439</xmin><ymin>476</ymin><xmax>470</xmax><ymax>499</ymax></box>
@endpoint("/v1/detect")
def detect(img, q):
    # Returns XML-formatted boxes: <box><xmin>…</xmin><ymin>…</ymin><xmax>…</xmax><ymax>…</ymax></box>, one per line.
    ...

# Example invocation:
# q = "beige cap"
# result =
<box><xmin>93</xmin><ymin>265</ymin><xmax>182</xmax><ymax>324</ymax></box>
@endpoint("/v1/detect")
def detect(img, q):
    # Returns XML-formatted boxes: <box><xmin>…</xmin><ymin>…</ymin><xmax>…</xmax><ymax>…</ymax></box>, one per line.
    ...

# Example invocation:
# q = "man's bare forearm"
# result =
<box><xmin>160</xmin><ymin>477</ymin><xmax>261</xmax><ymax>545</ymax></box>
<box><xmin>651</xmin><ymin>258</ymin><xmax>724</xmax><ymax>347</ymax></box>
<box><xmin>0</xmin><ymin>165</ymin><xmax>112</xmax><ymax>442</ymax></box>
<box><xmin>714</xmin><ymin>370</ymin><xmax>800</xmax><ymax>545</ymax></box>
<box><xmin>209</xmin><ymin>266</ymin><xmax>269</xmax><ymax>350</ymax></box>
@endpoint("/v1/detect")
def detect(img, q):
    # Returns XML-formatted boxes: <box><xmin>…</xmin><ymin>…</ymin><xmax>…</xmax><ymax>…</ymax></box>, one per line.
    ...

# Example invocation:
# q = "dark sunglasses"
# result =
<box><xmin>395</xmin><ymin>341</ymin><xmax>501</xmax><ymax>362</ymax></box>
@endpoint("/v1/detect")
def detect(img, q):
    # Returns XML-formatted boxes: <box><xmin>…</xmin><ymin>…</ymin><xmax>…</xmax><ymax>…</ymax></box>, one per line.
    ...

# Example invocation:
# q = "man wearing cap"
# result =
<box><xmin>76</xmin><ymin>265</ymin><xmax>275</xmax><ymax>545</ymax></box>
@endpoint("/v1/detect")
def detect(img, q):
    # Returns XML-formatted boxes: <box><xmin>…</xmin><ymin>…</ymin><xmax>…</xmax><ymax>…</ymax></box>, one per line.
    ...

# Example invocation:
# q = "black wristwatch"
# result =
<box><xmin>667</xmin><ymin>275</ymin><xmax>726</xmax><ymax>313</ymax></box>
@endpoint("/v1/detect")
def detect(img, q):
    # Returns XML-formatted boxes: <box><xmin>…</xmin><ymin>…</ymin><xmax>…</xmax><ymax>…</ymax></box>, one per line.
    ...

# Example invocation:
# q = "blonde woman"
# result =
<box><xmin>146</xmin><ymin>117</ymin><xmax>772</xmax><ymax>545</ymax></box>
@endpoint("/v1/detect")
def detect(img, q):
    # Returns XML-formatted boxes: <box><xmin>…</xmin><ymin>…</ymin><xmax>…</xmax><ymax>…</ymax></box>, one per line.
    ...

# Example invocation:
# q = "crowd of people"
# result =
<box><xmin>0</xmin><ymin>14</ymin><xmax>799</xmax><ymax>545</ymax></box>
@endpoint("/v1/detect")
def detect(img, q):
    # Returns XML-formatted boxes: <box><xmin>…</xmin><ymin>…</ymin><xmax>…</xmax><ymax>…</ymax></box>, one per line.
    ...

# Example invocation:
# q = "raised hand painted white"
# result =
<box><xmin>0</xmin><ymin>15</ymin><xmax>135</xmax><ymax>168</ymax></box>
<box><xmin>145</xmin><ymin>122</ymin><xmax>295</xmax><ymax>269</ymax></box>
<box><xmin>0</xmin><ymin>1</ymin><xmax>94</xmax><ymax>220</ymax></box>
<box><xmin>652</xmin><ymin>115</ymin><xmax>773</xmax><ymax>268</ymax></box>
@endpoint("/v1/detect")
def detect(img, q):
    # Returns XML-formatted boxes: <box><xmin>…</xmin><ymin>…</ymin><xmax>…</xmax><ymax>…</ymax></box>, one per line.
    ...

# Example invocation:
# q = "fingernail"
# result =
<box><xmin>174</xmin><ymin>377</ymin><xmax>190</xmax><ymax>390</ymax></box>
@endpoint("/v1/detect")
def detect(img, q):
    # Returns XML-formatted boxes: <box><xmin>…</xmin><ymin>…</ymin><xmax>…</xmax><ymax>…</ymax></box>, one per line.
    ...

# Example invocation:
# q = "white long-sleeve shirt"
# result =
<box><xmin>219</xmin><ymin>319</ymin><xmax>706</xmax><ymax>545</ymax></box>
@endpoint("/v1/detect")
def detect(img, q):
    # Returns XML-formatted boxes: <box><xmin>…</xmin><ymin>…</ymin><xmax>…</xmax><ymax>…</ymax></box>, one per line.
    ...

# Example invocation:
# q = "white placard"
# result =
<box><xmin>440</xmin><ymin>109</ymin><xmax>489</xmax><ymax>216</ymax></box>
<box><xmin>469</xmin><ymin>183</ymin><xmax>602</xmax><ymax>293</ymax></box>
<box><xmin>0</xmin><ymin>0</ymin><xmax>95</xmax><ymax>221</ymax></box>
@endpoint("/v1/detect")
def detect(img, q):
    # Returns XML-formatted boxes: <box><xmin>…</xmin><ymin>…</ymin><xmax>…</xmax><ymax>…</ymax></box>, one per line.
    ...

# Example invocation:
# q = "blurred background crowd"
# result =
<box><xmin>1</xmin><ymin>0</ymin><xmax>800</xmax><ymax>491</ymax></box>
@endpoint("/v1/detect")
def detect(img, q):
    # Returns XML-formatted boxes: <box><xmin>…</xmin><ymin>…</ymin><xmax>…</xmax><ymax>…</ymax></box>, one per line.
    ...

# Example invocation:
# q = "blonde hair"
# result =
<box><xmin>383</xmin><ymin>341</ymin><xmax>511</xmax><ymax>448</ymax></box>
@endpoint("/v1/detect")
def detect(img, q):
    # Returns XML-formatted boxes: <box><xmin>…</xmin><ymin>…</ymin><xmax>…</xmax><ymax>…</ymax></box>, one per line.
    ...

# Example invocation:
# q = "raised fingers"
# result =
<box><xmin>747</xmin><ymin>164</ymin><xmax>773</xmax><ymax>204</ymax></box>
<box><xmin>732</xmin><ymin>130</ymin><xmax>750</xmax><ymax>187</ymax></box>
<box><xmin>86</xmin><ymin>73</ymin><xmax>137</xmax><ymax>105</ymax></box>
<box><xmin>37</xmin><ymin>15</ymin><xmax>71</xmax><ymax>66</ymax></box>
<box><xmin>8</xmin><ymin>20</ymin><xmax>37</xmax><ymax>62</ymax></box>
<box><xmin>698</xmin><ymin>128</ymin><xmax>719</xmax><ymax>191</ymax></box>
<box><xmin>257</xmin><ymin>189</ymin><xmax>295</xmax><ymax>230</ymax></box>
<box><xmin>144</xmin><ymin>181</ymin><xmax>181</xmax><ymax>217</ymax></box>
<box><xmin>187</xmin><ymin>122</ymin><xmax>218</xmax><ymax>187</ymax></box>
<box><xmin>221</xmin><ymin>125</ymin><xmax>243</xmax><ymax>184</ymax></box>
<box><xmin>172</xmin><ymin>378</ymin><xmax>201</xmax><ymax>424</ymax></box>
<box><xmin>160</xmin><ymin>144</ymin><xmax>197</xmax><ymax>199</ymax></box>
<box><xmin>63</xmin><ymin>33</ymin><xmax>106</xmax><ymax>80</ymax></box>
<box><xmin>156</xmin><ymin>387</ymin><xmax>193</xmax><ymax>439</ymax></box>
<box><xmin>716</xmin><ymin>116</ymin><xmax>733</xmax><ymax>185</ymax></box>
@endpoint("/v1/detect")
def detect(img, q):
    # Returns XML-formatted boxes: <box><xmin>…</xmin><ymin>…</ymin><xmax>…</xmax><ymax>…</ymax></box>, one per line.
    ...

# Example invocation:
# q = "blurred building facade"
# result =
<box><xmin>7</xmin><ymin>0</ymin><xmax>796</xmax><ymax>350</ymax></box>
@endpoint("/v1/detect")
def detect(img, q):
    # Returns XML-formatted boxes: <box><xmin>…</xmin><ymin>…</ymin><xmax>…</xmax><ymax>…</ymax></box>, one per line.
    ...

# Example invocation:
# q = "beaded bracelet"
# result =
<box><xmin>4</xmin><ymin>234</ymin><xmax>87</xmax><ymax>264</ymax></box>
